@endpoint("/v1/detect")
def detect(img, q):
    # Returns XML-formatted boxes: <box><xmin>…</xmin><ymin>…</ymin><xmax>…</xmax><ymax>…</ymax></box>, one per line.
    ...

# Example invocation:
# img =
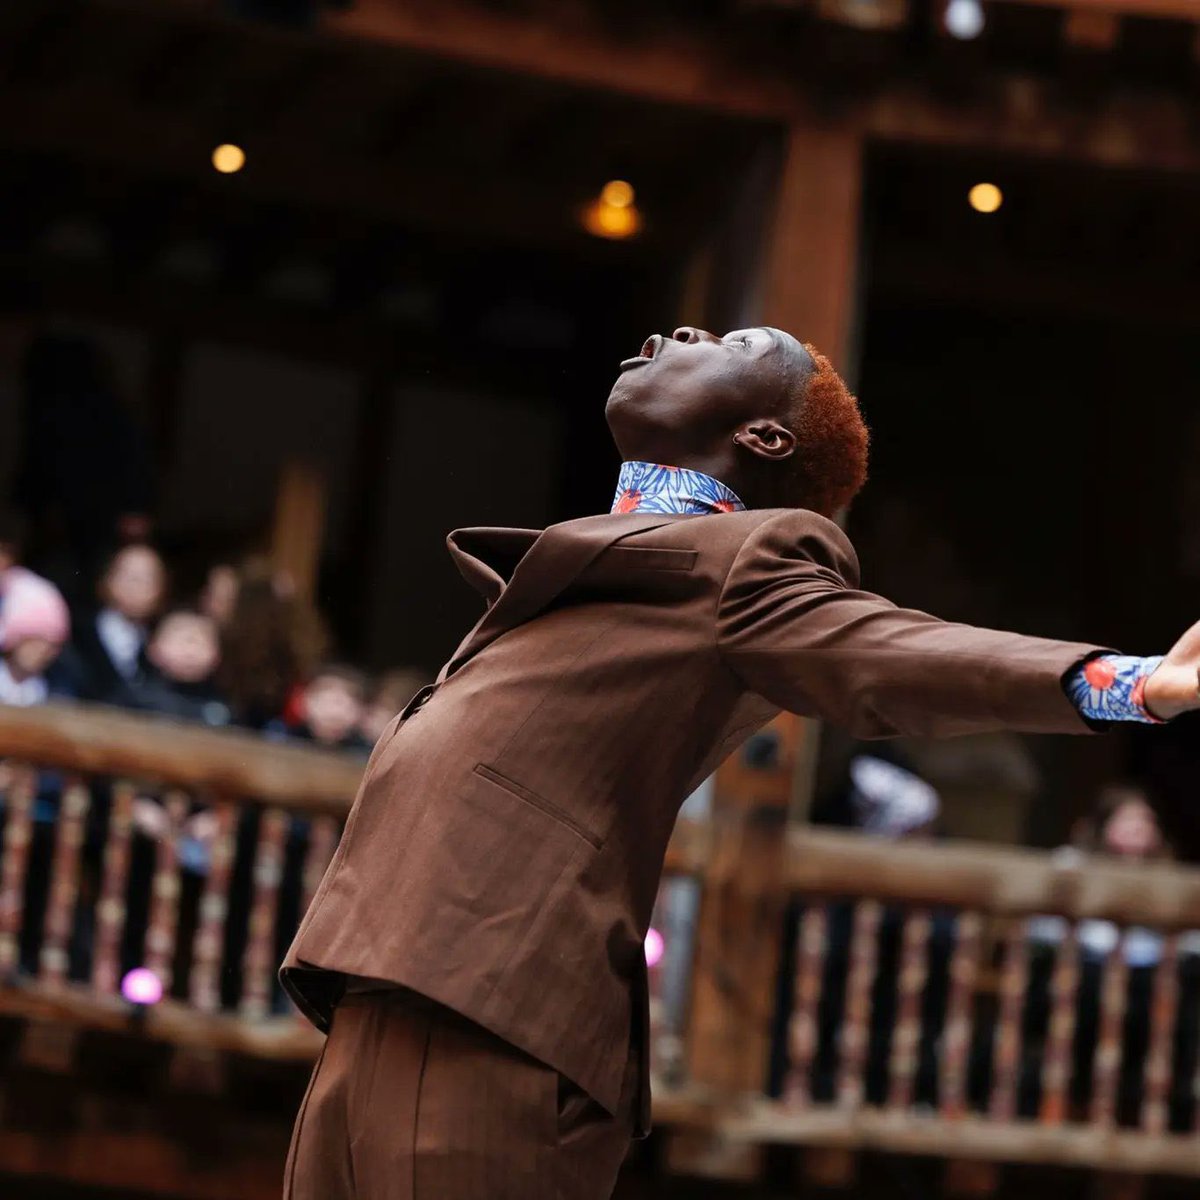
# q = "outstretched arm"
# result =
<box><xmin>716</xmin><ymin>511</ymin><xmax>1196</xmax><ymax>740</ymax></box>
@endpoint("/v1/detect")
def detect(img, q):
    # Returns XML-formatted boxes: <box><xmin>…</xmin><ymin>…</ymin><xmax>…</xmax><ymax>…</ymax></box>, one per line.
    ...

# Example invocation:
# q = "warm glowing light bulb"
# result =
<box><xmin>645</xmin><ymin>927</ymin><xmax>665</xmax><ymax>968</ymax></box>
<box><xmin>600</xmin><ymin>180</ymin><xmax>635</xmax><ymax>209</ymax></box>
<box><xmin>212</xmin><ymin>143</ymin><xmax>246</xmax><ymax>174</ymax></box>
<box><xmin>968</xmin><ymin>182</ymin><xmax>1003</xmax><ymax>214</ymax></box>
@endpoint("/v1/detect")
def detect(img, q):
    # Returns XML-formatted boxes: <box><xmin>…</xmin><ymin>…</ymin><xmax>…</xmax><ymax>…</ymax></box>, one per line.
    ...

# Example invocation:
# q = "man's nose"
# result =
<box><xmin>672</xmin><ymin>327</ymin><xmax>719</xmax><ymax>345</ymax></box>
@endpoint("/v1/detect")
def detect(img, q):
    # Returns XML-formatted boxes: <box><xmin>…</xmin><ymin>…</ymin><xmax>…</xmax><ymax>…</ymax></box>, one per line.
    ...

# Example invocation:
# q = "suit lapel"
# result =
<box><xmin>440</xmin><ymin>512</ymin><xmax>685</xmax><ymax>681</ymax></box>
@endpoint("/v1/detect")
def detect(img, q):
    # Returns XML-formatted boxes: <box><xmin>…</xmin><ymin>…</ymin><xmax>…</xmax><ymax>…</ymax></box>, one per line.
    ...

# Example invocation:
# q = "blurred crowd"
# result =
<box><xmin>0</xmin><ymin>519</ymin><xmax>423</xmax><ymax>749</ymax></box>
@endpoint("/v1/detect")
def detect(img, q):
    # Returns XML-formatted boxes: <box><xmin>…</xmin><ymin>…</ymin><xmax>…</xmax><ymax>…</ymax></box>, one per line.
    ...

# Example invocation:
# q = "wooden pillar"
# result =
<box><xmin>270</xmin><ymin>460</ymin><xmax>327</xmax><ymax>603</ymax></box>
<box><xmin>673</xmin><ymin>118</ymin><xmax>866</xmax><ymax>1175</ymax></box>
<box><xmin>761</xmin><ymin>117</ymin><xmax>867</xmax><ymax>377</ymax></box>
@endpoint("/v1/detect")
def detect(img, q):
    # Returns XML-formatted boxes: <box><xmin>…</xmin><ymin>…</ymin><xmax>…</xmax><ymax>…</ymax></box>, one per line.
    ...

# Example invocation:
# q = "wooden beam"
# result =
<box><xmin>0</xmin><ymin>702</ymin><xmax>363</xmax><ymax>813</ymax></box>
<box><xmin>0</xmin><ymin>979</ymin><xmax>321</xmax><ymax>1062</ymax></box>
<box><xmin>994</xmin><ymin>0</ymin><xmax>1200</xmax><ymax>20</ymax></box>
<box><xmin>647</xmin><ymin>1096</ymin><xmax>1200</xmax><ymax>1178</ymax></box>
<box><xmin>318</xmin><ymin>0</ymin><xmax>797</xmax><ymax>120</ymax></box>
<box><xmin>783</xmin><ymin>826</ymin><xmax>1200</xmax><ymax>931</ymax></box>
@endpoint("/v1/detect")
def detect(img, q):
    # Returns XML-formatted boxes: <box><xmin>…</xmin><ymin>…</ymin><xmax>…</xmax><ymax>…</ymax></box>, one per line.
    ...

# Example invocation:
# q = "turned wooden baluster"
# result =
<box><xmin>241</xmin><ymin>807</ymin><xmax>288</xmax><ymax>1019</ymax></box>
<box><xmin>300</xmin><ymin>816</ymin><xmax>339</xmax><ymax>914</ymax></box>
<box><xmin>0</xmin><ymin>765</ymin><xmax>36</xmax><ymax>977</ymax></box>
<box><xmin>189</xmin><ymin>800</ymin><xmax>237</xmax><ymax>1013</ymax></box>
<box><xmin>142</xmin><ymin>791</ymin><xmax>189</xmax><ymax>992</ymax></box>
<box><xmin>1141</xmin><ymin>933</ymin><xmax>1179</xmax><ymax>1135</ymax></box>
<box><xmin>39</xmin><ymin>777</ymin><xmax>91</xmax><ymax>985</ymax></box>
<box><xmin>1090</xmin><ymin>929</ymin><xmax>1130</xmax><ymax>1128</ymax></box>
<box><xmin>989</xmin><ymin>918</ymin><xmax>1030</xmax><ymax>1121</ymax></box>
<box><xmin>940</xmin><ymin>911</ymin><xmax>982</xmax><ymax>1118</ymax></box>
<box><xmin>784</xmin><ymin>903</ymin><xmax>828</xmax><ymax>1107</ymax></box>
<box><xmin>888</xmin><ymin>907</ymin><xmax>932</xmax><ymax>1110</ymax></box>
<box><xmin>1039</xmin><ymin>922</ymin><xmax>1081</xmax><ymax>1125</ymax></box>
<box><xmin>92</xmin><ymin>782</ymin><xmax>135</xmax><ymax>994</ymax></box>
<box><xmin>836</xmin><ymin>899</ymin><xmax>881</xmax><ymax>1109</ymax></box>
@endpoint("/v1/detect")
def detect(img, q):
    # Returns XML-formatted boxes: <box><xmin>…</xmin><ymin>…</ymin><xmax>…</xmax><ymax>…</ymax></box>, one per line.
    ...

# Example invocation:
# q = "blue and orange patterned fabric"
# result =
<box><xmin>611</xmin><ymin>462</ymin><xmax>1165</xmax><ymax>725</ymax></box>
<box><xmin>612</xmin><ymin>461</ymin><xmax>745</xmax><ymax>516</ymax></box>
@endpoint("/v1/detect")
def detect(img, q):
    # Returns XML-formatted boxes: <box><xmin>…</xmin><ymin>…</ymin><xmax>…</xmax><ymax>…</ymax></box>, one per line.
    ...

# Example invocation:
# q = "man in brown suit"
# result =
<box><xmin>282</xmin><ymin>327</ymin><xmax>1200</xmax><ymax>1199</ymax></box>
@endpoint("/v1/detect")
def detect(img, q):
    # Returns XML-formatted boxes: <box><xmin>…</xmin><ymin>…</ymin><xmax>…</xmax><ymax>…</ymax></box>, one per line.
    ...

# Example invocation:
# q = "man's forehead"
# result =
<box><xmin>756</xmin><ymin>326</ymin><xmax>814</xmax><ymax>375</ymax></box>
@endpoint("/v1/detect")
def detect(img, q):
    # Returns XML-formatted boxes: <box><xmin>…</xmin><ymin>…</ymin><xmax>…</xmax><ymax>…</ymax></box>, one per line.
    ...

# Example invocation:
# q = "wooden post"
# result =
<box><xmin>760</xmin><ymin>117</ymin><xmax>866</xmax><ymax>376</ymax></box>
<box><xmin>270</xmin><ymin>460</ymin><xmax>327</xmax><ymax>604</ymax></box>
<box><xmin>672</xmin><ymin>115</ymin><xmax>867</xmax><ymax>1178</ymax></box>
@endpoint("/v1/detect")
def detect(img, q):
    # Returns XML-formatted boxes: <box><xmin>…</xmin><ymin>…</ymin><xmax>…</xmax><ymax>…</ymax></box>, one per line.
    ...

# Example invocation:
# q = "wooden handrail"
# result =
<box><xmin>5</xmin><ymin>703</ymin><xmax>1198</xmax><ymax>929</ymax></box>
<box><xmin>782</xmin><ymin>827</ymin><xmax>1200</xmax><ymax>931</ymax></box>
<box><xmin>0</xmin><ymin>702</ymin><xmax>364</xmax><ymax>814</ymax></box>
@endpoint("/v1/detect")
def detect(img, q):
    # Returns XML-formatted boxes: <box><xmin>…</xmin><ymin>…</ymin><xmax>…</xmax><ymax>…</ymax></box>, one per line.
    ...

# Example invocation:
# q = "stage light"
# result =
<box><xmin>121</xmin><ymin>967</ymin><xmax>164</xmax><ymax>1006</ymax></box>
<box><xmin>212</xmin><ymin>143</ymin><xmax>246</xmax><ymax>174</ymax></box>
<box><xmin>968</xmin><ymin>182</ymin><xmax>1003</xmax><ymax>213</ymax></box>
<box><xmin>645</xmin><ymin>927</ymin><xmax>665</xmax><ymax>968</ymax></box>
<box><xmin>583</xmin><ymin>180</ymin><xmax>642</xmax><ymax>240</ymax></box>
<box><xmin>945</xmin><ymin>0</ymin><xmax>985</xmax><ymax>40</ymax></box>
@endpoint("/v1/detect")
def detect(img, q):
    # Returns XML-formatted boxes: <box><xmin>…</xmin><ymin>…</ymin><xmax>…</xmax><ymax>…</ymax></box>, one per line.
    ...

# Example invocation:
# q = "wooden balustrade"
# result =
<box><xmin>3</xmin><ymin>701</ymin><xmax>1200</xmax><ymax>1182</ymax></box>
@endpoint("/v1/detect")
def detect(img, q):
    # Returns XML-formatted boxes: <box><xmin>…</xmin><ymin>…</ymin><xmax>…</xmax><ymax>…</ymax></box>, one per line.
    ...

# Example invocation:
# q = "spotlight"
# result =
<box><xmin>645</xmin><ymin>927</ymin><xmax>665</xmax><ymax>968</ymax></box>
<box><xmin>211</xmin><ymin>143</ymin><xmax>246</xmax><ymax>175</ymax></box>
<box><xmin>968</xmin><ymin>182</ymin><xmax>1003</xmax><ymax>214</ymax></box>
<box><xmin>121</xmin><ymin>967</ymin><xmax>164</xmax><ymax>1007</ymax></box>
<box><xmin>583</xmin><ymin>180</ymin><xmax>642</xmax><ymax>241</ymax></box>
<box><xmin>945</xmin><ymin>0</ymin><xmax>985</xmax><ymax>40</ymax></box>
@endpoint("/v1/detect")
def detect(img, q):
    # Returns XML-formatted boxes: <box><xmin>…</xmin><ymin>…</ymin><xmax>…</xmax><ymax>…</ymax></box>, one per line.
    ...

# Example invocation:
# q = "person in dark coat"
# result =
<box><xmin>57</xmin><ymin>543</ymin><xmax>166</xmax><ymax>706</ymax></box>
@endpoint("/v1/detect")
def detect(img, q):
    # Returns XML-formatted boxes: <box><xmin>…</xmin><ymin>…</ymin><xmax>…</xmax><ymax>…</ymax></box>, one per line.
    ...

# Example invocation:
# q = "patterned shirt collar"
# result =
<box><xmin>611</xmin><ymin>461</ymin><xmax>746</xmax><ymax>516</ymax></box>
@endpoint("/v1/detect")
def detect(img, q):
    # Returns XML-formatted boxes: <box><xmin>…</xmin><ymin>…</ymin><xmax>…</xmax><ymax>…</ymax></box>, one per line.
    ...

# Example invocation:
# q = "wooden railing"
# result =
<box><xmin>3</xmin><ymin>702</ymin><xmax>1200</xmax><ymax>1188</ymax></box>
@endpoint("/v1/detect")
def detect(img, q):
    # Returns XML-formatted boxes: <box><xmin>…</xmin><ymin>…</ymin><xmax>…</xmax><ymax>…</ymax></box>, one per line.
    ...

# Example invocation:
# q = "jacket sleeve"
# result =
<box><xmin>715</xmin><ymin>511</ymin><xmax>1105</xmax><ymax>740</ymax></box>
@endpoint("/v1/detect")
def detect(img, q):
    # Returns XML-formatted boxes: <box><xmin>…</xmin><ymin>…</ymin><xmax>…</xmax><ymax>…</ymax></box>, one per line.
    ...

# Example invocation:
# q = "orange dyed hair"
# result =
<box><xmin>788</xmin><ymin>344</ymin><xmax>869</xmax><ymax>517</ymax></box>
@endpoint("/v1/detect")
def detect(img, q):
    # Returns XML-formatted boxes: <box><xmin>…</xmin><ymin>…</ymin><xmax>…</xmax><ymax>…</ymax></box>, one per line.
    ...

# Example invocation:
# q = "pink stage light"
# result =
<box><xmin>121</xmin><ymin>967</ymin><xmax>164</xmax><ymax>1006</ymax></box>
<box><xmin>644</xmin><ymin>927</ymin><xmax>665</xmax><ymax>968</ymax></box>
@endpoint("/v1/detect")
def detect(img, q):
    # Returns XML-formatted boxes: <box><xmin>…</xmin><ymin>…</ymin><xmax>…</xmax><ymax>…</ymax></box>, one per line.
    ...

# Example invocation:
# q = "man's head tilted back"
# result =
<box><xmin>604</xmin><ymin>326</ymin><xmax>869</xmax><ymax>517</ymax></box>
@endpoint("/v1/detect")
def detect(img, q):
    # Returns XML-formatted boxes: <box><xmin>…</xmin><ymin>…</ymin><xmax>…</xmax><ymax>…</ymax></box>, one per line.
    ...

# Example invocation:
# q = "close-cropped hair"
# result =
<box><xmin>791</xmin><ymin>346</ymin><xmax>869</xmax><ymax>517</ymax></box>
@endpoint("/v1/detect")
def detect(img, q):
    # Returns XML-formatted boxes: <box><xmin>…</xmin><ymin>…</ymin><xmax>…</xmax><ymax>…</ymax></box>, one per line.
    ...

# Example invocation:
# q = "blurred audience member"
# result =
<box><xmin>199</xmin><ymin>562</ymin><xmax>241</xmax><ymax>629</ymax></box>
<box><xmin>360</xmin><ymin>667</ymin><xmax>426</xmax><ymax>745</ymax></box>
<box><xmin>284</xmin><ymin>663</ymin><xmax>371</xmax><ymax>754</ymax></box>
<box><xmin>13</xmin><ymin>333</ymin><xmax>155</xmax><ymax>589</ymax></box>
<box><xmin>0</xmin><ymin>570</ymin><xmax>71</xmax><ymax>706</ymax></box>
<box><xmin>58</xmin><ymin>543</ymin><xmax>167</xmax><ymax>705</ymax></box>
<box><xmin>130</xmin><ymin>608</ymin><xmax>230</xmax><ymax>728</ymax></box>
<box><xmin>218</xmin><ymin>558</ymin><xmax>328</xmax><ymax>729</ymax></box>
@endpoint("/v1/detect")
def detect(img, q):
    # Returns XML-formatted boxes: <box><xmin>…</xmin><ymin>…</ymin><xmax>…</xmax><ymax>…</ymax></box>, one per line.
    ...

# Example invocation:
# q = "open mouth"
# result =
<box><xmin>619</xmin><ymin>333</ymin><xmax>663</xmax><ymax>372</ymax></box>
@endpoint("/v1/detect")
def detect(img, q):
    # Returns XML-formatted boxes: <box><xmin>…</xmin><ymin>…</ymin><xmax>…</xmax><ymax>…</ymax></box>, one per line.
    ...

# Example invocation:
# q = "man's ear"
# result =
<box><xmin>733</xmin><ymin>420</ymin><xmax>796</xmax><ymax>462</ymax></box>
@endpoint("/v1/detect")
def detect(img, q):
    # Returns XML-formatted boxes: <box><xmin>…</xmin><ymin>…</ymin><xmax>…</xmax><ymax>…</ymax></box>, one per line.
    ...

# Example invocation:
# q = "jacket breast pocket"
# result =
<box><xmin>594</xmin><ymin>546</ymin><xmax>697</xmax><ymax>574</ymax></box>
<box><xmin>473</xmin><ymin>763</ymin><xmax>602</xmax><ymax>851</ymax></box>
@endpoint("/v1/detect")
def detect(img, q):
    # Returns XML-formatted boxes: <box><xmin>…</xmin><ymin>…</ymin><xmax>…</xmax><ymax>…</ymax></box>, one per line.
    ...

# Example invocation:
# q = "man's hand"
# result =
<box><xmin>1144</xmin><ymin>619</ymin><xmax>1200</xmax><ymax>720</ymax></box>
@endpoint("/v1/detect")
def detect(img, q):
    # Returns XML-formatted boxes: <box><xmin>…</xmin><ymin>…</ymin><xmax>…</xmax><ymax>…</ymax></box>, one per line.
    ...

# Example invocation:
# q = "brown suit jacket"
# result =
<box><xmin>282</xmin><ymin>508</ymin><xmax>1100</xmax><ymax>1133</ymax></box>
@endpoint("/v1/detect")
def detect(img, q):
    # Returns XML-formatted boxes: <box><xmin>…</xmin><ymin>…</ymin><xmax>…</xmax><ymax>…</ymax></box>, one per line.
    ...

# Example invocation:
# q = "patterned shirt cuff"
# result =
<box><xmin>1065</xmin><ymin>654</ymin><xmax>1167</xmax><ymax>725</ymax></box>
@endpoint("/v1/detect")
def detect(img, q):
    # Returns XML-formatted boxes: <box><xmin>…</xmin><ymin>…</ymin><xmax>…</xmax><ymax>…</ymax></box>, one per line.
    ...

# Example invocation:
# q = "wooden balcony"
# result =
<box><xmin>2</xmin><ymin>702</ymin><xmax>1199</xmax><ymax>1197</ymax></box>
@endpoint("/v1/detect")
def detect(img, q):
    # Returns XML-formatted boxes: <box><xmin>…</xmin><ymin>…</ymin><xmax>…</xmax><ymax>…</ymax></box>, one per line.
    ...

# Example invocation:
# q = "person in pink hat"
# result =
<box><xmin>0</xmin><ymin>570</ymin><xmax>71</xmax><ymax>707</ymax></box>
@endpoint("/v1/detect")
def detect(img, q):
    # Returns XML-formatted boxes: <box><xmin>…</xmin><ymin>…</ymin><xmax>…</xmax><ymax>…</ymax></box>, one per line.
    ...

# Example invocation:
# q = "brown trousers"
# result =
<box><xmin>284</xmin><ymin>990</ymin><xmax>636</xmax><ymax>1200</ymax></box>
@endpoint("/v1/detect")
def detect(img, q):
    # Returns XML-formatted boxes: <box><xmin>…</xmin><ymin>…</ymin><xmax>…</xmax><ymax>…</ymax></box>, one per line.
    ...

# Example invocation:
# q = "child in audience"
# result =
<box><xmin>59</xmin><ymin>543</ymin><xmax>167</xmax><ymax>704</ymax></box>
<box><xmin>131</xmin><ymin>608</ymin><xmax>230</xmax><ymax>728</ymax></box>
<box><xmin>285</xmin><ymin>663</ymin><xmax>372</xmax><ymax>754</ymax></box>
